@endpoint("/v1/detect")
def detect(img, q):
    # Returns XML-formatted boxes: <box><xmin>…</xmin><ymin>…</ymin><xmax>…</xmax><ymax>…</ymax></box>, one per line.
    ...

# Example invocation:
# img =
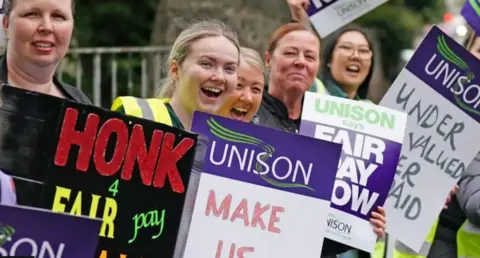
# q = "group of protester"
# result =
<box><xmin>0</xmin><ymin>0</ymin><xmax>477</xmax><ymax>257</ymax></box>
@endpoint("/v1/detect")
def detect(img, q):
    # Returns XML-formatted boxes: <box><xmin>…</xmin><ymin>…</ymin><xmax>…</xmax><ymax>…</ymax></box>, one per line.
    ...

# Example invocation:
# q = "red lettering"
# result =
<box><xmin>215</xmin><ymin>240</ymin><xmax>255</xmax><ymax>258</ymax></box>
<box><xmin>121</xmin><ymin>126</ymin><xmax>163</xmax><ymax>186</ymax></box>
<box><xmin>251</xmin><ymin>202</ymin><xmax>269</xmax><ymax>230</ymax></box>
<box><xmin>55</xmin><ymin>107</ymin><xmax>194</xmax><ymax>191</ymax></box>
<box><xmin>153</xmin><ymin>132</ymin><xmax>194</xmax><ymax>193</ymax></box>
<box><xmin>206</xmin><ymin>189</ymin><xmax>232</xmax><ymax>220</ymax></box>
<box><xmin>230</xmin><ymin>199</ymin><xmax>249</xmax><ymax>226</ymax></box>
<box><xmin>54</xmin><ymin>108</ymin><xmax>99</xmax><ymax>171</ymax></box>
<box><xmin>93</xmin><ymin>118</ymin><xmax>128</xmax><ymax>176</ymax></box>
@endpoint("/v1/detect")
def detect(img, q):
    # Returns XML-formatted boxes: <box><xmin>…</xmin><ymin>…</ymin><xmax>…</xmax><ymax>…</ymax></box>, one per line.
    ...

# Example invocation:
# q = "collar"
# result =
<box><xmin>262</xmin><ymin>90</ymin><xmax>290</xmax><ymax>120</ymax></box>
<box><xmin>262</xmin><ymin>89</ymin><xmax>303</xmax><ymax>130</ymax></box>
<box><xmin>0</xmin><ymin>54</ymin><xmax>74</xmax><ymax>100</ymax></box>
<box><xmin>324</xmin><ymin>79</ymin><xmax>361</xmax><ymax>100</ymax></box>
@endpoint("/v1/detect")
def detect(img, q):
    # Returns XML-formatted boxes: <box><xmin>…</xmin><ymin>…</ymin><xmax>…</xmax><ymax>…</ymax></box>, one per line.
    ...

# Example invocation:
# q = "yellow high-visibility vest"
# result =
<box><xmin>111</xmin><ymin>96</ymin><xmax>173</xmax><ymax>126</ymax></box>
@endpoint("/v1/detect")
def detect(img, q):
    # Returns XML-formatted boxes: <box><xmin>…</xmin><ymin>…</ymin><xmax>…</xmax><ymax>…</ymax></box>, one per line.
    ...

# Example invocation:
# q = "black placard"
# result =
<box><xmin>39</xmin><ymin>101</ymin><xmax>198</xmax><ymax>257</ymax></box>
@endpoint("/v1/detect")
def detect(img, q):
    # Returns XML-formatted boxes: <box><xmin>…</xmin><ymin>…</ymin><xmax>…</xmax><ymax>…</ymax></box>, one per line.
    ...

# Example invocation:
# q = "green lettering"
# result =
<box><xmin>315</xmin><ymin>98</ymin><xmax>395</xmax><ymax>128</ymax></box>
<box><xmin>128</xmin><ymin>209</ymin><xmax>166</xmax><ymax>244</ymax></box>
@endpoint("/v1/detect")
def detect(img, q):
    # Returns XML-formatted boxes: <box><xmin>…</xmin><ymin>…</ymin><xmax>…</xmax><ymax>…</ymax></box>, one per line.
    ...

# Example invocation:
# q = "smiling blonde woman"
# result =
<box><xmin>217</xmin><ymin>47</ymin><xmax>265</xmax><ymax>123</ymax></box>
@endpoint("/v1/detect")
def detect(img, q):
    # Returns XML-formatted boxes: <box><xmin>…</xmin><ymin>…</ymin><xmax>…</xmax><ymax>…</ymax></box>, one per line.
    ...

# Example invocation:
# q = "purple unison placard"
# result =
<box><xmin>307</xmin><ymin>0</ymin><xmax>340</xmax><ymax>15</ymax></box>
<box><xmin>0</xmin><ymin>204</ymin><xmax>101</xmax><ymax>257</ymax></box>
<box><xmin>406</xmin><ymin>25</ymin><xmax>480</xmax><ymax>123</ymax></box>
<box><xmin>300</xmin><ymin>121</ymin><xmax>403</xmax><ymax>220</ymax></box>
<box><xmin>462</xmin><ymin>0</ymin><xmax>480</xmax><ymax>36</ymax></box>
<box><xmin>191</xmin><ymin>111</ymin><xmax>343</xmax><ymax>201</ymax></box>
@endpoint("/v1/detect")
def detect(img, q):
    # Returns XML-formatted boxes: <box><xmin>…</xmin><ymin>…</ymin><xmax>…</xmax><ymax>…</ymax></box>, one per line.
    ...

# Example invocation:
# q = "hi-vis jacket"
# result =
<box><xmin>111</xmin><ymin>97</ymin><xmax>173</xmax><ymax>126</ymax></box>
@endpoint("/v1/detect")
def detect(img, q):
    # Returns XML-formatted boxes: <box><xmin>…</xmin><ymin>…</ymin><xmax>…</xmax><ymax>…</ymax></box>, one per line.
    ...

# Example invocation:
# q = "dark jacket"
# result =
<box><xmin>430</xmin><ymin>152</ymin><xmax>480</xmax><ymax>257</ymax></box>
<box><xmin>256</xmin><ymin>90</ymin><xmax>300</xmax><ymax>133</ymax></box>
<box><xmin>0</xmin><ymin>54</ymin><xmax>91</xmax><ymax>206</ymax></box>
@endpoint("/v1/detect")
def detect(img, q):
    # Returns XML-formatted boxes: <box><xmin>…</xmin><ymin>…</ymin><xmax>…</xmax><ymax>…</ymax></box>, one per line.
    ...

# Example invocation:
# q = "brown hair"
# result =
<box><xmin>266</xmin><ymin>23</ymin><xmax>318</xmax><ymax>54</ymax></box>
<box><xmin>157</xmin><ymin>18</ymin><xmax>240</xmax><ymax>99</ymax></box>
<box><xmin>4</xmin><ymin>0</ymin><xmax>76</xmax><ymax>17</ymax></box>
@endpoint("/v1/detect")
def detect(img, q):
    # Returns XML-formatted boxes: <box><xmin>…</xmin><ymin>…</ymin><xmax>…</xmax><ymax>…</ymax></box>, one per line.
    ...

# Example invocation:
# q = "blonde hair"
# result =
<box><xmin>240</xmin><ymin>47</ymin><xmax>264</xmax><ymax>73</ymax></box>
<box><xmin>157</xmin><ymin>19</ymin><xmax>240</xmax><ymax>98</ymax></box>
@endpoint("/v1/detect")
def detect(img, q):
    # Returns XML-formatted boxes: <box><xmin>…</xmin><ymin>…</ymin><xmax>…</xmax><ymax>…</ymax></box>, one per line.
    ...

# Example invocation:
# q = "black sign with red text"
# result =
<box><xmin>38</xmin><ymin>101</ymin><xmax>198</xmax><ymax>257</ymax></box>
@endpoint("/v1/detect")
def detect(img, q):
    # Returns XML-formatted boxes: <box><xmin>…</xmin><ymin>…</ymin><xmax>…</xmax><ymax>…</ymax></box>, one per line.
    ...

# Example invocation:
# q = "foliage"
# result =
<box><xmin>69</xmin><ymin>0</ymin><xmax>447</xmax><ymax>105</ymax></box>
<box><xmin>355</xmin><ymin>0</ymin><xmax>445</xmax><ymax>82</ymax></box>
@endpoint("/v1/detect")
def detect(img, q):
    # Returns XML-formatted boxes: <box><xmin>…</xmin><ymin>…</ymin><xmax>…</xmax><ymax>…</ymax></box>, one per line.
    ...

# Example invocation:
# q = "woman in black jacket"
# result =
<box><xmin>0</xmin><ymin>0</ymin><xmax>91</xmax><ymax>206</ymax></box>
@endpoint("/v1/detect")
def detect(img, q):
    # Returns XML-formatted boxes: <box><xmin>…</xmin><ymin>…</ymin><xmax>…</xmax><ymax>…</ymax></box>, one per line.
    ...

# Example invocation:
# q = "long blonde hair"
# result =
<box><xmin>157</xmin><ymin>19</ymin><xmax>240</xmax><ymax>98</ymax></box>
<box><xmin>240</xmin><ymin>47</ymin><xmax>264</xmax><ymax>73</ymax></box>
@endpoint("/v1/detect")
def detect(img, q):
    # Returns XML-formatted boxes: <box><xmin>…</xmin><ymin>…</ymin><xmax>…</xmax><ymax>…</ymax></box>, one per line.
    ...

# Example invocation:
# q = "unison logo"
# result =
<box><xmin>469</xmin><ymin>0</ymin><xmax>480</xmax><ymax>16</ymax></box>
<box><xmin>0</xmin><ymin>224</ymin><xmax>15</xmax><ymax>247</ymax></box>
<box><xmin>434</xmin><ymin>35</ymin><xmax>480</xmax><ymax>115</ymax></box>
<box><xmin>207</xmin><ymin>118</ymin><xmax>315</xmax><ymax>192</ymax></box>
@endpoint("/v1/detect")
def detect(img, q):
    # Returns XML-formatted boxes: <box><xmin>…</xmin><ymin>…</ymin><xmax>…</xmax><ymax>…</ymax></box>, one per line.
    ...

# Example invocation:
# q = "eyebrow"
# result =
<box><xmin>199</xmin><ymin>55</ymin><xmax>238</xmax><ymax>65</ymax></box>
<box><xmin>338</xmin><ymin>42</ymin><xmax>370</xmax><ymax>48</ymax></box>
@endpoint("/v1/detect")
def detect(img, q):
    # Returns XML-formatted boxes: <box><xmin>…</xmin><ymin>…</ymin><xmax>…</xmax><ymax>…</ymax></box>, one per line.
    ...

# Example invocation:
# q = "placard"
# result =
<box><xmin>183</xmin><ymin>112</ymin><xmax>342</xmax><ymax>257</ymax></box>
<box><xmin>461</xmin><ymin>0</ymin><xmax>480</xmax><ymax>36</ymax></box>
<box><xmin>0</xmin><ymin>85</ymin><xmax>65</xmax><ymax>206</ymax></box>
<box><xmin>307</xmin><ymin>0</ymin><xmax>388</xmax><ymax>37</ymax></box>
<box><xmin>0</xmin><ymin>204</ymin><xmax>100</xmax><ymax>257</ymax></box>
<box><xmin>379</xmin><ymin>25</ymin><xmax>480</xmax><ymax>252</ymax></box>
<box><xmin>40</xmin><ymin>101</ymin><xmax>198</xmax><ymax>258</ymax></box>
<box><xmin>300</xmin><ymin>92</ymin><xmax>406</xmax><ymax>252</ymax></box>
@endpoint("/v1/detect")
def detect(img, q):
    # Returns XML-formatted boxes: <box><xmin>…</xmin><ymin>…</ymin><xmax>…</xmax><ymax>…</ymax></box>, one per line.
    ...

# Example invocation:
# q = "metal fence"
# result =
<box><xmin>57</xmin><ymin>46</ymin><xmax>171</xmax><ymax>107</ymax></box>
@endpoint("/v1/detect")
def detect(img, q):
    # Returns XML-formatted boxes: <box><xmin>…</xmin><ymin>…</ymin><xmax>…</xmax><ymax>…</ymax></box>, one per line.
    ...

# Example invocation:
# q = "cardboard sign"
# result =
<box><xmin>300</xmin><ymin>92</ymin><xmax>407</xmax><ymax>252</ymax></box>
<box><xmin>461</xmin><ymin>0</ymin><xmax>480</xmax><ymax>36</ymax></box>
<box><xmin>0</xmin><ymin>204</ymin><xmax>101</xmax><ymax>257</ymax></box>
<box><xmin>379</xmin><ymin>26</ymin><xmax>480</xmax><ymax>252</ymax></box>
<box><xmin>0</xmin><ymin>86</ymin><xmax>66</xmax><ymax>206</ymax></box>
<box><xmin>183</xmin><ymin>112</ymin><xmax>342</xmax><ymax>258</ymax></box>
<box><xmin>39</xmin><ymin>100</ymin><xmax>198</xmax><ymax>258</ymax></box>
<box><xmin>307</xmin><ymin>0</ymin><xmax>388</xmax><ymax>37</ymax></box>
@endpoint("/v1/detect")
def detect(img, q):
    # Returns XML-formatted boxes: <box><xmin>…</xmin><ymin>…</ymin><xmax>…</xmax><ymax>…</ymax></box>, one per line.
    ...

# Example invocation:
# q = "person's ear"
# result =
<box><xmin>170</xmin><ymin>60</ymin><xmax>179</xmax><ymax>80</ymax></box>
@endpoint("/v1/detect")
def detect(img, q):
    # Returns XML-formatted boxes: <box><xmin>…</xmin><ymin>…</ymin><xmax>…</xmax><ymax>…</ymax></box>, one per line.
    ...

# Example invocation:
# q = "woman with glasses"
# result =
<box><xmin>318</xmin><ymin>24</ymin><xmax>374</xmax><ymax>102</ymax></box>
<box><xmin>318</xmin><ymin>23</ymin><xmax>380</xmax><ymax>258</ymax></box>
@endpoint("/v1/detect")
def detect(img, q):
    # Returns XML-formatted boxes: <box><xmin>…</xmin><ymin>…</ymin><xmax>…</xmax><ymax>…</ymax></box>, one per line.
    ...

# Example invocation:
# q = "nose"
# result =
<box><xmin>350</xmin><ymin>49</ymin><xmax>361</xmax><ymax>59</ymax></box>
<box><xmin>38</xmin><ymin>16</ymin><xmax>53</xmax><ymax>34</ymax></box>
<box><xmin>293</xmin><ymin>55</ymin><xmax>306</xmax><ymax>68</ymax></box>
<box><xmin>239</xmin><ymin>89</ymin><xmax>253</xmax><ymax>103</ymax></box>
<box><xmin>211</xmin><ymin>67</ymin><xmax>226</xmax><ymax>84</ymax></box>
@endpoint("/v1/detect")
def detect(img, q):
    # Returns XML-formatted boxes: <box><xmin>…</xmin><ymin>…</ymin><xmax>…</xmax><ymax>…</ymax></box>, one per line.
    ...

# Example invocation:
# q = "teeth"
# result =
<box><xmin>347</xmin><ymin>65</ymin><xmax>359</xmax><ymax>71</ymax></box>
<box><xmin>233</xmin><ymin>107</ymin><xmax>248</xmax><ymax>113</ymax></box>
<box><xmin>203</xmin><ymin>87</ymin><xmax>221</xmax><ymax>93</ymax></box>
<box><xmin>34</xmin><ymin>43</ymin><xmax>53</xmax><ymax>48</ymax></box>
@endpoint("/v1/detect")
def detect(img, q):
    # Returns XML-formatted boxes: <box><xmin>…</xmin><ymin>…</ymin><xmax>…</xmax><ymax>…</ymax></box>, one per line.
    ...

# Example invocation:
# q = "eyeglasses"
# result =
<box><xmin>336</xmin><ymin>44</ymin><xmax>372</xmax><ymax>60</ymax></box>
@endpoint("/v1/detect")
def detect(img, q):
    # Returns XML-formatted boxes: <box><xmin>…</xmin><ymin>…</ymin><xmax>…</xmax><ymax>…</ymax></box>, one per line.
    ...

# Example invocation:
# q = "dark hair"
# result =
<box><xmin>4</xmin><ymin>0</ymin><xmax>76</xmax><ymax>17</ymax></box>
<box><xmin>319</xmin><ymin>24</ymin><xmax>376</xmax><ymax>99</ymax></box>
<box><xmin>266</xmin><ymin>22</ymin><xmax>319</xmax><ymax>54</ymax></box>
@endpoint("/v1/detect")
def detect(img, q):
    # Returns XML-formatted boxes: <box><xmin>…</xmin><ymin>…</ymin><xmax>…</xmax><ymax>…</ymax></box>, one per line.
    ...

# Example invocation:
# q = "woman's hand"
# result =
<box><xmin>287</xmin><ymin>0</ymin><xmax>310</xmax><ymax>25</ymax></box>
<box><xmin>370</xmin><ymin>206</ymin><xmax>386</xmax><ymax>238</ymax></box>
<box><xmin>444</xmin><ymin>185</ymin><xmax>459</xmax><ymax>209</ymax></box>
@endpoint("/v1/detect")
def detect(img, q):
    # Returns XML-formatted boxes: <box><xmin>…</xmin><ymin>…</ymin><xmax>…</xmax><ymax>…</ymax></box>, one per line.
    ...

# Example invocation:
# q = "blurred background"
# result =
<box><xmin>1</xmin><ymin>0</ymin><xmax>470</xmax><ymax>108</ymax></box>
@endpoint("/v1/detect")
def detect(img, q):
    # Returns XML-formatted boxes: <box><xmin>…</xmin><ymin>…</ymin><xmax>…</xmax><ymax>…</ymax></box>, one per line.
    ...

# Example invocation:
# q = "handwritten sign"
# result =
<box><xmin>0</xmin><ymin>204</ymin><xmax>100</xmax><ymax>257</ymax></box>
<box><xmin>379</xmin><ymin>26</ymin><xmax>480</xmax><ymax>252</ymax></box>
<box><xmin>461</xmin><ymin>0</ymin><xmax>480</xmax><ymax>36</ymax></box>
<box><xmin>40</xmin><ymin>101</ymin><xmax>198</xmax><ymax>258</ymax></box>
<box><xmin>300</xmin><ymin>92</ymin><xmax>406</xmax><ymax>252</ymax></box>
<box><xmin>182</xmin><ymin>111</ymin><xmax>342</xmax><ymax>257</ymax></box>
<box><xmin>307</xmin><ymin>0</ymin><xmax>389</xmax><ymax>37</ymax></box>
